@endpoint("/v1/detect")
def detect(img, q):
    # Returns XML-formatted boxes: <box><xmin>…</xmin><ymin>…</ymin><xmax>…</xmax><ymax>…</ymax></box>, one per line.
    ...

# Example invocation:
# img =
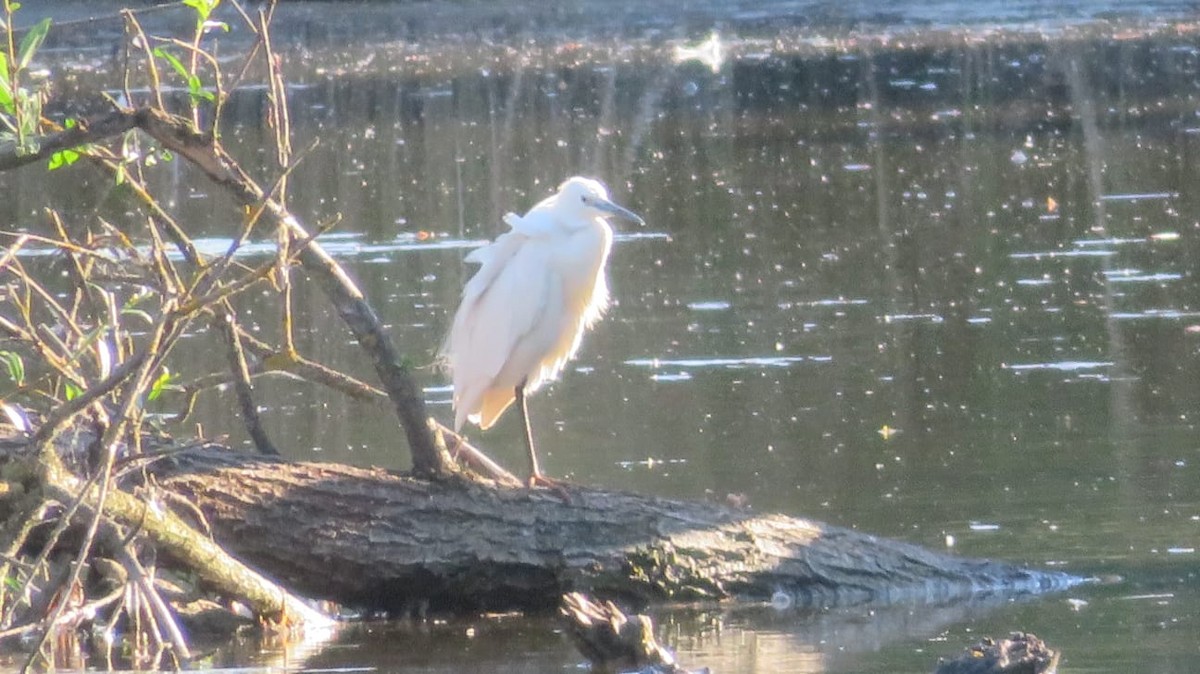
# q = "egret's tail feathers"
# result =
<box><xmin>475</xmin><ymin>386</ymin><xmax>516</xmax><ymax>430</ymax></box>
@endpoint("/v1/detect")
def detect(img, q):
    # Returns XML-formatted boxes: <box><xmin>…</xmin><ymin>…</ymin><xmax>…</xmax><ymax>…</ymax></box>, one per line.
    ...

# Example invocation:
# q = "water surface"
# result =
<box><xmin>6</xmin><ymin>2</ymin><xmax>1200</xmax><ymax>672</ymax></box>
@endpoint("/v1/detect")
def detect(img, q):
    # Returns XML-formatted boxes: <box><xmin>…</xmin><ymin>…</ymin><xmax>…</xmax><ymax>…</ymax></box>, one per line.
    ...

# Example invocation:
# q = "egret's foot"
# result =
<box><xmin>528</xmin><ymin>473</ymin><xmax>572</xmax><ymax>503</ymax></box>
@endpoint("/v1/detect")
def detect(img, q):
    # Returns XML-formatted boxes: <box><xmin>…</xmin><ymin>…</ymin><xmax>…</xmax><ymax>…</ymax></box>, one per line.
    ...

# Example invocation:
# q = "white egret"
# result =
<box><xmin>441</xmin><ymin>177</ymin><xmax>645</xmax><ymax>489</ymax></box>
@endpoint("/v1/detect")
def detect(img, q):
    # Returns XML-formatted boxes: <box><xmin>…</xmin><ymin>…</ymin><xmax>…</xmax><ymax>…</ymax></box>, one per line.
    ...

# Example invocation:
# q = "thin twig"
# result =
<box><xmin>22</xmin><ymin>303</ymin><xmax>177</xmax><ymax>673</ymax></box>
<box><xmin>122</xmin><ymin>11</ymin><xmax>166</xmax><ymax>111</ymax></box>
<box><xmin>93</xmin><ymin>157</ymin><xmax>204</xmax><ymax>267</ymax></box>
<box><xmin>0</xmin><ymin>233</ymin><xmax>29</xmax><ymax>268</ymax></box>
<box><xmin>0</xmin><ymin>499</ymin><xmax>52</xmax><ymax>625</ymax></box>
<box><xmin>215</xmin><ymin>311</ymin><xmax>278</xmax><ymax>456</ymax></box>
<box><xmin>0</xmin><ymin>583</ymin><xmax>124</xmax><ymax>642</ymax></box>
<box><xmin>103</xmin><ymin>524</ymin><xmax>191</xmax><ymax>662</ymax></box>
<box><xmin>46</xmin><ymin>211</ymin><xmax>106</xmax><ymax>335</ymax></box>
<box><xmin>259</xmin><ymin>6</ymin><xmax>291</xmax><ymax>202</ymax></box>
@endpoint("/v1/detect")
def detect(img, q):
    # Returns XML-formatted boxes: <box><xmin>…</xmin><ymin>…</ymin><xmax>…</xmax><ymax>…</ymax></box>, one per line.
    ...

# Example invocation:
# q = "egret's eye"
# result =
<box><xmin>580</xmin><ymin>195</ymin><xmax>587</xmax><ymax>203</ymax></box>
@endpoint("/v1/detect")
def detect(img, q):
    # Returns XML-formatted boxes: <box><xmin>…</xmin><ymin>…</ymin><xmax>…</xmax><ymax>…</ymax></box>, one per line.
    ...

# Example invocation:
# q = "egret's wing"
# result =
<box><xmin>504</xmin><ymin>208</ymin><xmax>560</xmax><ymax>238</ymax></box>
<box><xmin>445</xmin><ymin>234</ymin><xmax>559</xmax><ymax>429</ymax></box>
<box><xmin>501</xmin><ymin>212</ymin><xmax>522</xmax><ymax>229</ymax></box>
<box><xmin>461</xmin><ymin>210</ymin><xmax>552</xmax><ymax>266</ymax></box>
<box><xmin>454</xmin><ymin>231</ymin><xmax>523</xmax><ymax>305</ymax></box>
<box><xmin>458</xmin><ymin>238</ymin><xmax>554</xmax><ymax>381</ymax></box>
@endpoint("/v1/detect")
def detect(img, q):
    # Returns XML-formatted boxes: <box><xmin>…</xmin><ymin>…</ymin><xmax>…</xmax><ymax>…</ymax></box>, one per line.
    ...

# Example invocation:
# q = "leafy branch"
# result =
<box><xmin>0</xmin><ymin>1</ymin><xmax>50</xmax><ymax>154</ymax></box>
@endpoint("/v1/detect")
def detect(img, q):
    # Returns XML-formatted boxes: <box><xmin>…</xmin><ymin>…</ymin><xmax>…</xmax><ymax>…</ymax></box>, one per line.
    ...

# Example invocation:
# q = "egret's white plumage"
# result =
<box><xmin>441</xmin><ymin>176</ymin><xmax>644</xmax><ymax>484</ymax></box>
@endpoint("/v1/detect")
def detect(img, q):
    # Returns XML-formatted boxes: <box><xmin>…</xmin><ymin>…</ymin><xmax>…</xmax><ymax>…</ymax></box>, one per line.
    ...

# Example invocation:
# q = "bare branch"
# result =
<box><xmin>0</xmin><ymin>107</ymin><xmax>139</xmax><ymax>172</ymax></box>
<box><xmin>215</xmin><ymin>311</ymin><xmax>279</xmax><ymax>456</ymax></box>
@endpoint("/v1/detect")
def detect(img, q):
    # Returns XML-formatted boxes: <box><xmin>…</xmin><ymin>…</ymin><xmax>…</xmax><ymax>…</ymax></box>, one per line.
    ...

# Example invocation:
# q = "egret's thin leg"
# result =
<box><xmin>515</xmin><ymin>383</ymin><xmax>570</xmax><ymax>502</ymax></box>
<box><xmin>514</xmin><ymin>383</ymin><xmax>542</xmax><ymax>481</ymax></box>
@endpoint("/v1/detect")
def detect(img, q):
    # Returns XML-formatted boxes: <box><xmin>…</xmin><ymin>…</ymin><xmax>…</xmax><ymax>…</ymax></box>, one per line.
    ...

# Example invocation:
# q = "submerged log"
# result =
<box><xmin>149</xmin><ymin>447</ymin><xmax>1080</xmax><ymax>612</ymax></box>
<box><xmin>560</xmin><ymin>592</ymin><xmax>695</xmax><ymax>674</ymax></box>
<box><xmin>933</xmin><ymin>632</ymin><xmax>1060</xmax><ymax>674</ymax></box>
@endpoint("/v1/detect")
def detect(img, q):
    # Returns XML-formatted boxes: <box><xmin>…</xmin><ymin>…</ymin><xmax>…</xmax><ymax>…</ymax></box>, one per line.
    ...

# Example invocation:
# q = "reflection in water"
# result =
<box><xmin>226</xmin><ymin>595</ymin><xmax>1052</xmax><ymax>674</ymax></box>
<box><xmin>7</xmin><ymin>6</ymin><xmax>1200</xmax><ymax>673</ymax></box>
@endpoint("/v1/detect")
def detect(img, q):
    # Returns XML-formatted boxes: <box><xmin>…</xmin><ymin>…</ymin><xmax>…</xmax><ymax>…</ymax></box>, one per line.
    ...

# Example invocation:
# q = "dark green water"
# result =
<box><xmin>6</xmin><ymin>1</ymin><xmax>1200</xmax><ymax>672</ymax></box>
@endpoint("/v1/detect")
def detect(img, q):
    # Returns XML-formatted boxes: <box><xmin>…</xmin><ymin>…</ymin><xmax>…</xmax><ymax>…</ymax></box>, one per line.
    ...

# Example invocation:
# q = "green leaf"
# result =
<box><xmin>121</xmin><ymin>293</ymin><xmax>155</xmax><ymax>324</ymax></box>
<box><xmin>64</xmin><ymin>380</ymin><xmax>82</xmax><ymax>401</ymax></box>
<box><xmin>0</xmin><ymin>351</ymin><xmax>25</xmax><ymax>386</ymax></box>
<box><xmin>182</xmin><ymin>0</ymin><xmax>219</xmax><ymax>22</ymax></box>
<box><xmin>47</xmin><ymin>147</ymin><xmax>79</xmax><ymax>170</ymax></box>
<box><xmin>17</xmin><ymin>17</ymin><xmax>51</xmax><ymax>71</ymax></box>
<box><xmin>148</xmin><ymin>368</ymin><xmax>175</xmax><ymax>402</ymax></box>
<box><xmin>49</xmin><ymin>120</ymin><xmax>86</xmax><ymax>169</ymax></box>
<box><xmin>0</xmin><ymin>52</ymin><xmax>12</xmax><ymax>115</ymax></box>
<box><xmin>187</xmin><ymin>75</ymin><xmax>216</xmax><ymax>103</ymax></box>
<box><xmin>18</xmin><ymin>88</ymin><xmax>40</xmax><ymax>143</ymax></box>
<box><xmin>153</xmin><ymin>47</ymin><xmax>189</xmax><ymax>81</ymax></box>
<box><xmin>154</xmin><ymin>47</ymin><xmax>215</xmax><ymax>103</ymax></box>
<box><xmin>120</xmin><ymin>307</ymin><xmax>153</xmax><ymax>324</ymax></box>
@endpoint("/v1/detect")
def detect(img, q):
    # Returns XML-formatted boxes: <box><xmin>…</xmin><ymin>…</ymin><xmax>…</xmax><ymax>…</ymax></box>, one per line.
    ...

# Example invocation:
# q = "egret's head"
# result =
<box><xmin>556</xmin><ymin>176</ymin><xmax>645</xmax><ymax>227</ymax></box>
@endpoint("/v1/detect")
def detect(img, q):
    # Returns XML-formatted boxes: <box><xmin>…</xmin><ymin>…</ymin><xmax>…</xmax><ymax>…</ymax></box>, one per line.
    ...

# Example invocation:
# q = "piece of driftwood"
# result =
<box><xmin>560</xmin><ymin>592</ymin><xmax>698</xmax><ymax>674</ymax></box>
<box><xmin>933</xmin><ymin>632</ymin><xmax>1059</xmax><ymax>674</ymax></box>
<box><xmin>148</xmin><ymin>446</ymin><xmax>1080</xmax><ymax>612</ymax></box>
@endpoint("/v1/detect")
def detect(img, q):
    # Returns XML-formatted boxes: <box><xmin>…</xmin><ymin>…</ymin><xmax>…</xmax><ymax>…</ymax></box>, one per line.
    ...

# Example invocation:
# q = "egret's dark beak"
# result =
<box><xmin>587</xmin><ymin>196</ymin><xmax>646</xmax><ymax>226</ymax></box>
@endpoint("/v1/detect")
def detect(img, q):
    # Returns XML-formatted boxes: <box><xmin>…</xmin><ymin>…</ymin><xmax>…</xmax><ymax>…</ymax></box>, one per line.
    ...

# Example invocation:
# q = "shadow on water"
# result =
<box><xmin>6</xmin><ymin>2</ymin><xmax>1200</xmax><ymax>672</ymax></box>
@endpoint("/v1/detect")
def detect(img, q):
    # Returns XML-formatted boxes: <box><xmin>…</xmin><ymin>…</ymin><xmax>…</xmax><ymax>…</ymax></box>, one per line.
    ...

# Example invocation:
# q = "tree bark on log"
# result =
<box><xmin>150</xmin><ymin>447</ymin><xmax>1080</xmax><ymax>612</ymax></box>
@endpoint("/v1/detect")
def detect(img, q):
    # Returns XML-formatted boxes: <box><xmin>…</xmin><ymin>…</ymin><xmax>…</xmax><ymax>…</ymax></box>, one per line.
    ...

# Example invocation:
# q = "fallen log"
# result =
<box><xmin>149</xmin><ymin>446</ymin><xmax>1082</xmax><ymax>612</ymax></box>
